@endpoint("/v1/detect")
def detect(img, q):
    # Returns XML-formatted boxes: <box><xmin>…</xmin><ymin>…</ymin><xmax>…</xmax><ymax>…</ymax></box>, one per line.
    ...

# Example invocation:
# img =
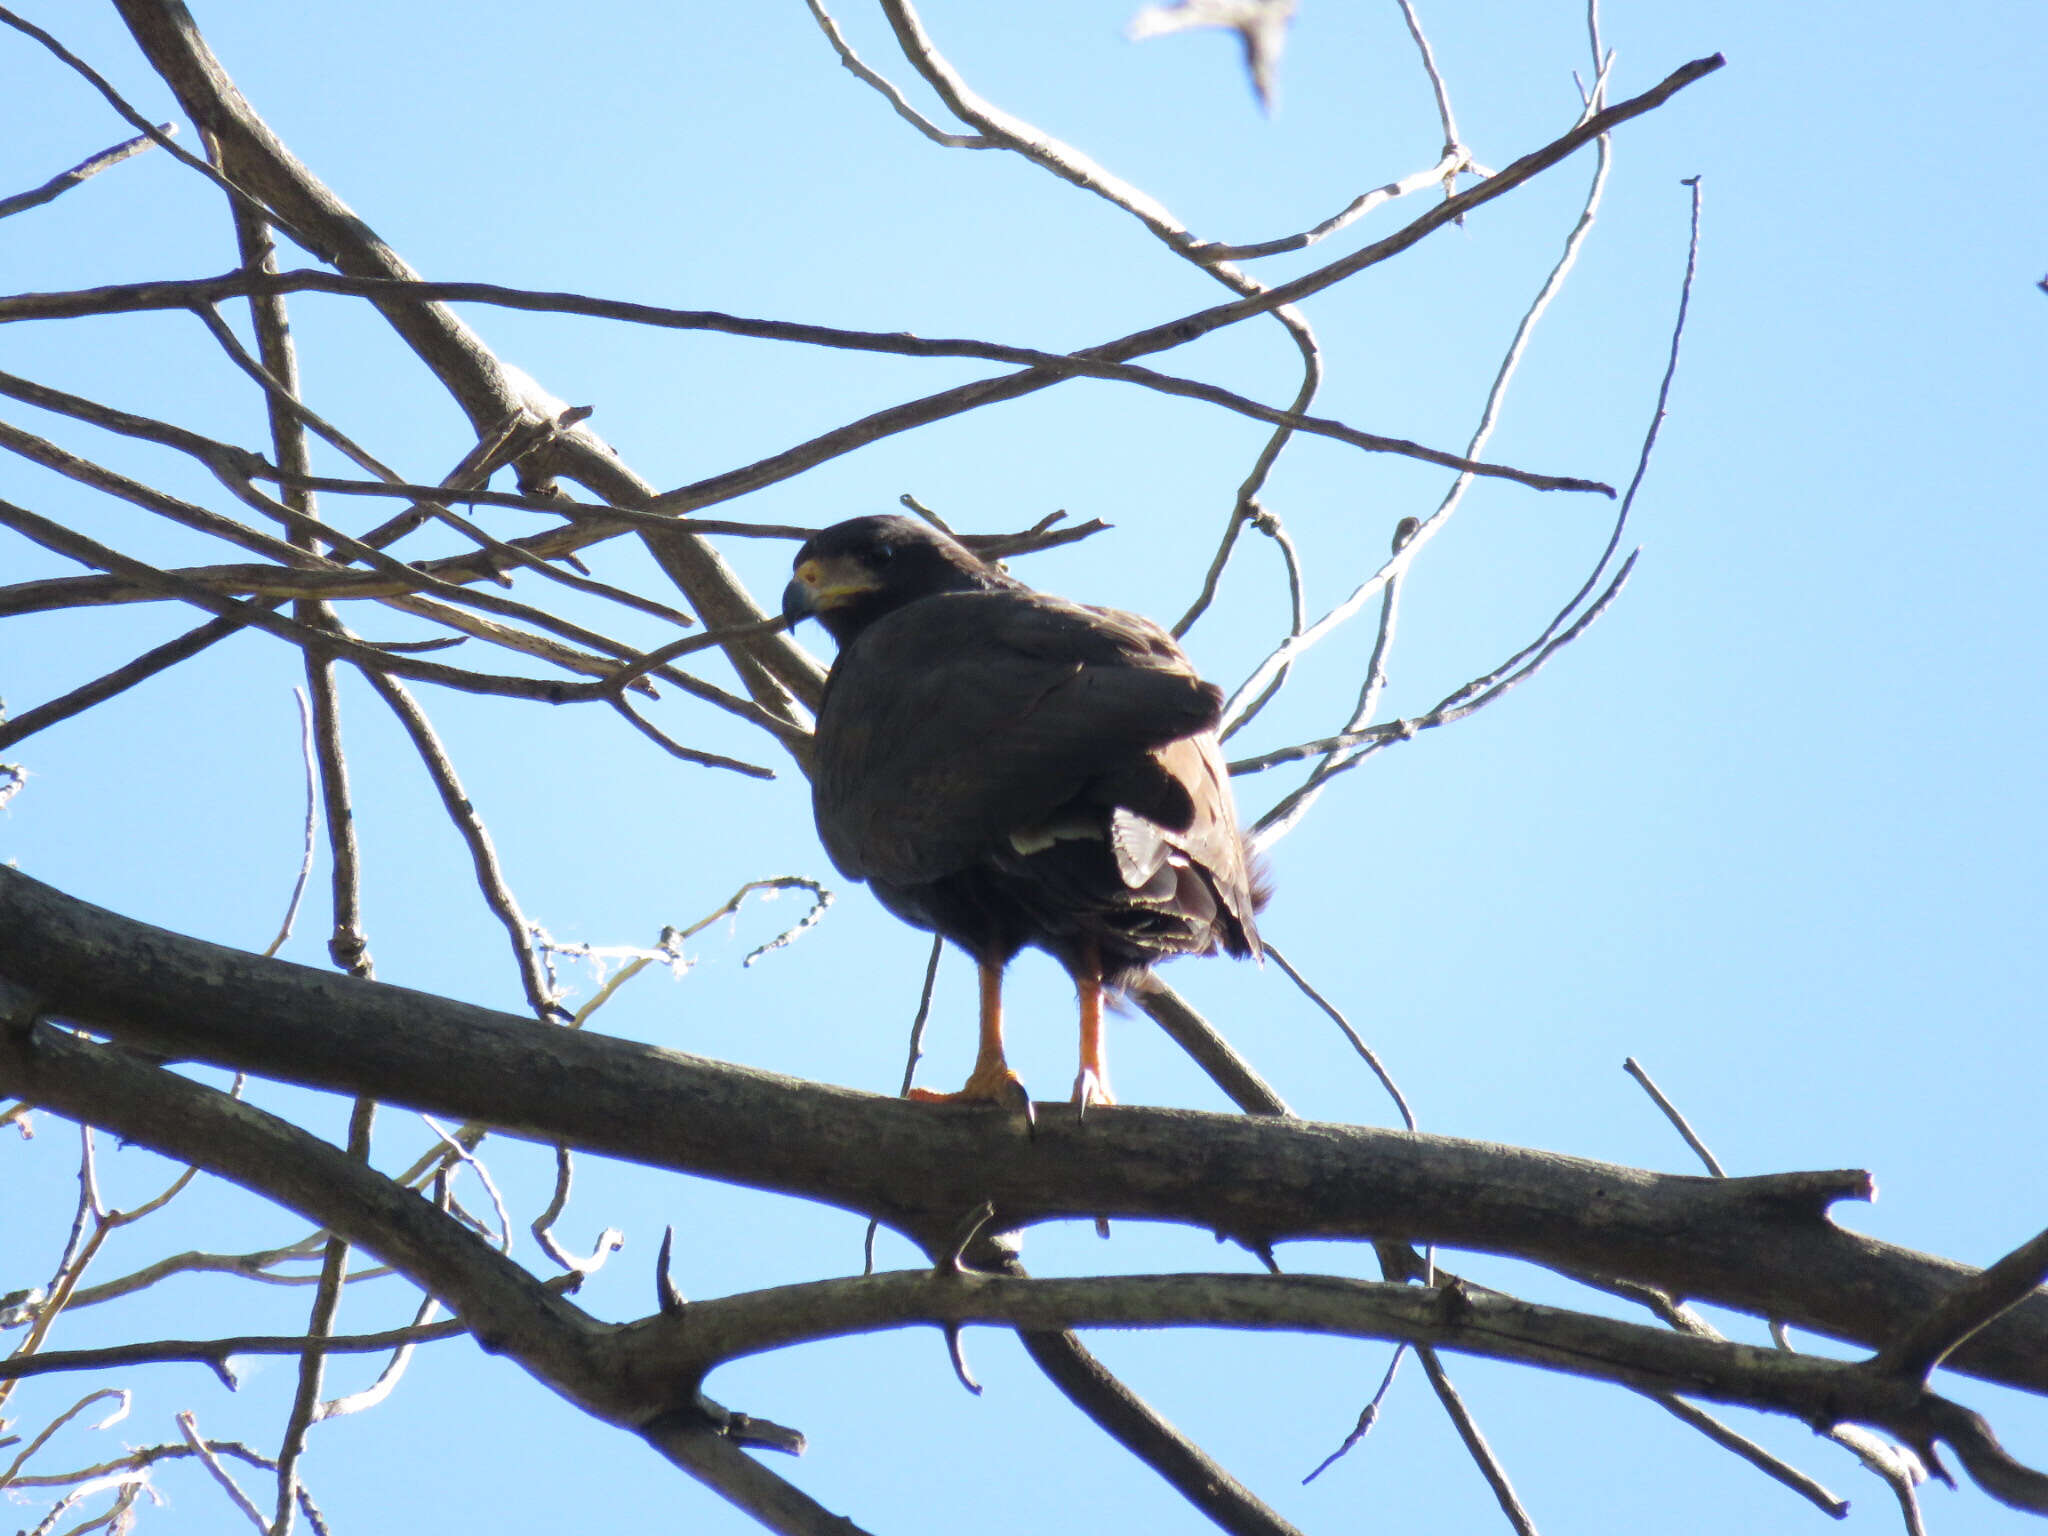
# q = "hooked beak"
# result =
<box><xmin>780</xmin><ymin>573</ymin><xmax>815</xmax><ymax>626</ymax></box>
<box><xmin>781</xmin><ymin>555</ymin><xmax>878</xmax><ymax>625</ymax></box>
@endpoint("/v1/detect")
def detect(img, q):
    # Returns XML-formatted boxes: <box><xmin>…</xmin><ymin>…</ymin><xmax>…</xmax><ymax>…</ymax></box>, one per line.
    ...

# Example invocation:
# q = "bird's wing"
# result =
<box><xmin>812</xmin><ymin>591</ymin><xmax>1222</xmax><ymax>888</ymax></box>
<box><xmin>1120</xmin><ymin>732</ymin><xmax>1264</xmax><ymax>958</ymax></box>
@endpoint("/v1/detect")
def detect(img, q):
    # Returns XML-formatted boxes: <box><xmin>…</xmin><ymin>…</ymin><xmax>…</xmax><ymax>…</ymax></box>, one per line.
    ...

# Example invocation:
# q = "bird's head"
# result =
<box><xmin>783</xmin><ymin>514</ymin><xmax>1012</xmax><ymax>646</ymax></box>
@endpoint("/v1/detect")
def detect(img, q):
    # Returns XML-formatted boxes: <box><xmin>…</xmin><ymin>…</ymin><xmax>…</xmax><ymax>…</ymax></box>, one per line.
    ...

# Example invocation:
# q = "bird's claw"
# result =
<box><xmin>909</xmin><ymin>1064</ymin><xmax>1032</xmax><ymax>1119</ymax></box>
<box><xmin>1070</xmin><ymin>1066</ymin><xmax>1115</xmax><ymax>1121</ymax></box>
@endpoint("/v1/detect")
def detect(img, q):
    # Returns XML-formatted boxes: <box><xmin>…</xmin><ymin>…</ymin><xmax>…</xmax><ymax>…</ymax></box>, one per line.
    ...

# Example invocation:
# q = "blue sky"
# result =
<box><xmin>3</xmin><ymin>2</ymin><xmax>2044</xmax><ymax>1533</ymax></box>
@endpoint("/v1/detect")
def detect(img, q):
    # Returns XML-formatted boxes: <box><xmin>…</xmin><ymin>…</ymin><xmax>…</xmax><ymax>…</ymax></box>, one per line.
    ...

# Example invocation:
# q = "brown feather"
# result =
<box><xmin>789</xmin><ymin>514</ymin><xmax>1267</xmax><ymax>994</ymax></box>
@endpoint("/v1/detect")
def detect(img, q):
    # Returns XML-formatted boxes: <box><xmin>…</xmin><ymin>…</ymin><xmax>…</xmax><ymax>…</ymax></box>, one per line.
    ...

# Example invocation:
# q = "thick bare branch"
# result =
<box><xmin>0</xmin><ymin>1020</ymin><xmax>876</xmax><ymax>1530</ymax></box>
<box><xmin>1875</xmin><ymin>1225</ymin><xmax>2048</xmax><ymax>1383</ymax></box>
<box><xmin>4</xmin><ymin>868</ymin><xmax>2042</xmax><ymax>1401</ymax></box>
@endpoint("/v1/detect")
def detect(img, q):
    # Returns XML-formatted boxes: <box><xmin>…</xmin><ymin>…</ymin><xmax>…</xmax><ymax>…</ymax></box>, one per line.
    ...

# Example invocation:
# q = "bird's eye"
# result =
<box><xmin>872</xmin><ymin>544</ymin><xmax>895</xmax><ymax>565</ymax></box>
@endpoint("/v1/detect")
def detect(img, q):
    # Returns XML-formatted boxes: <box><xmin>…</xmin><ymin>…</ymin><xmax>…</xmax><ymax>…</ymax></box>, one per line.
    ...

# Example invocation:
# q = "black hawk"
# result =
<box><xmin>782</xmin><ymin>515</ymin><xmax>1265</xmax><ymax>1109</ymax></box>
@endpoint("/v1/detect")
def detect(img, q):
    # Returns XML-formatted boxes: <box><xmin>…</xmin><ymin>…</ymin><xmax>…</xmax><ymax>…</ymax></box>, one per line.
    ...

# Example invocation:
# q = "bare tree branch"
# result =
<box><xmin>0</xmin><ymin>271</ymin><xmax>1607</xmax><ymax>496</ymax></box>
<box><xmin>1650</xmin><ymin>1395</ymin><xmax>1849</xmax><ymax>1519</ymax></box>
<box><xmin>0</xmin><ymin>123</ymin><xmax>175</xmax><ymax>221</ymax></box>
<box><xmin>5</xmin><ymin>869</ymin><xmax>2043</xmax><ymax>1406</ymax></box>
<box><xmin>1876</xmin><ymin>1225</ymin><xmax>2048</xmax><ymax>1384</ymax></box>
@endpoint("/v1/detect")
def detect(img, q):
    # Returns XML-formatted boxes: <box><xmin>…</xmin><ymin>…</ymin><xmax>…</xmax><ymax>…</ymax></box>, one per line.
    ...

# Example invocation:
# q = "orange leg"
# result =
<box><xmin>1071</xmin><ymin>943</ymin><xmax>1115</xmax><ymax>1113</ymax></box>
<box><xmin>908</xmin><ymin>959</ymin><xmax>1026</xmax><ymax>1106</ymax></box>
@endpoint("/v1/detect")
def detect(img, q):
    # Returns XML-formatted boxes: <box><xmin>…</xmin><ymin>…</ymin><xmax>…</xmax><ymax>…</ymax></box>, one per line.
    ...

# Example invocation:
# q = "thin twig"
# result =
<box><xmin>531</xmin><ymin>1147</ymin><xmax>625</xmax><ymax>1279</ymax></box>
<box><xmin>0</xmin><ymin>124</ymin><xmax>176</xmax><ymax>221</ymax></box>
<box><xmin>421</xmin><ymin>1116</ymin><xmax>513</xmax><ymax>1253</ymax></box>
<box><xmin>897</xmin><ymin>935</ymin><xmax>946</xmax><ymax>1097</ymax></box>
<box><xmin>1622</xmin><ymin>1053</ymin><xmax>1904</xmax><ymax>1514</ymax></box>
<box><xmin>868</xmin><ymin>934</ymin><xmax>946</xmax><ymax>1275</ymax></box>
<box><xmin>304</xmin><ymin>649</ymin><xmax>368</xmax><ymax>977</ymax></box>
<box><xmin>216</xmin><ymin>166</ymin><xmax>379</xmax><ymax>999</ymax></box>
<box><xmin>1132</xmin><ymin>979</ymin><xmax>1292</xmax><ymax>1117</ymax></box>
<box><xmin>1418</xmin><ymin>1344</ymin><xmax>1540</xmax><ymax>1535</ymax></box>
<box><xmin>1302</xmin><ymin>1344</ymin><xmax>1405</xmax><ymax>1482</ymax></box>
<box><xmin>1213</xmin><ymin>504</ymin><xmax>1311</xmax><ymax>737</ymax></box>
<box><xmin>1828</xmin><ymin>1424</ymin><xmax>1929</xmax><ymax>1534</ymax></box>
<box><xmin>1230</xmin><ymin>509</ymin><xmax>1409</xmax><ymax>828</ymax></box>
<box><xmin>803</xmin><ymin>0</ymin><xmax>992</xmax><ymax>147</ymax></box>
<box><xmin>2</xmin><ymin>1390</ymin><xmax>128</xmax><ymax>1481</ymax></box>
<box><xmin>263</xmin><ymin>689</ymin><xmax>319</xmax><ymax>959</ymax></box>
<box><xmin>0</xmin><ymin>6</ymin><xmax>319</xmax><ymax>249</ymax></box>
<box><xmin>1623</xmin><ymin>1056</ymin><xmax>1726</xmax><ymax>1175</ymax></box>
<box><xmin>1651</xmin><ymin>1395</ymin><xmax>1849</xmax><ymax>1518</ymax></box>
<box><xmin>270</xmin><ymin>1097</ymin><xmax>374</xmax><ymax>1536</ymax></box>
<box><xmin>51</xmin><ymin>1238</ymin><xmax>337</xmax><ymax>1311</ymax></box>
<box><xmin>313</xmin><ymin>1292</ymin><xmax>442</xmax><ymax>1421</ymax></box>
<box><xmin>0</xmin><ymin>1181</ymin><xmax>116</xmax><ymax>1417</ymax></box>
<box><xmin>175</xmin><ymin>1412</ymin><xmax>269</xmax><ymax>1534</ymax></box>
<box><xmin>355</xmin><ymin>666</ymin><xmax>562</xmax><ymax>1018</ymax></box>
<box><xmin>1265</xmin><ymin>943</ymin><xmax>1414</xmax><ymax>1131</ymax></box>
<box><xmin>1193</xmin><ymin>149</ymin><xmax>1471</xmax><ymax>263</ymax></box>
<box><xmin>1244</xmin><ymin>551</ymin><xmax>1638</xmax><ymax>842</ymax></box>
<box><xmin>1394</xmin><ymin>0</ymin><xmax>1467</xmax><ymax>172</ymax></box>
<box><xmin>0</xmin><ymin>1322</ymin><xmax>472</xmax><ymax>1385</ymax></box>
<box><xmin>609</xmin><ymin>694</ymin><xmax>777</xmax><ymax>778</ymax></box>
<box><xmin>190</xmin><ymin>304</ymin><xmax>400</xmax><ymax>483</ymax></box>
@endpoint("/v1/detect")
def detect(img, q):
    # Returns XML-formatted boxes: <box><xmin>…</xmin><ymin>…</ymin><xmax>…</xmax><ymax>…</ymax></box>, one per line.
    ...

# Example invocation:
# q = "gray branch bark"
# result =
<box><xmin>3</xmin><ymin>864</ymin><xmax>2044</xmax><ymax>1404</ymax></box>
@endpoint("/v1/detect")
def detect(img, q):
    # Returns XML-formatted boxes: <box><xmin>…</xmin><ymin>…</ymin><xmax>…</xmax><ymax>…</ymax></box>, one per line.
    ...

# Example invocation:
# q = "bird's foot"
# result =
<box><xmin>1070</xmin><ymin>1066</ymin><xmax>1115</xmax><ymax>1121</ymax></box>
<box><xmin>909</xmin><ymin>1060</ymin><xmax>1031</xmax><ymax>1115</ymax></box>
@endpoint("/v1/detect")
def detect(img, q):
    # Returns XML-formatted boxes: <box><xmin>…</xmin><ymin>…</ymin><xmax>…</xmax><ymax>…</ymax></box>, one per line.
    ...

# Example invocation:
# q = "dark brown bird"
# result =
<box><xmin>783</xmin><ymin>515</ymin><xmax>1265</xmax><ymax>1109</ymax></box>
